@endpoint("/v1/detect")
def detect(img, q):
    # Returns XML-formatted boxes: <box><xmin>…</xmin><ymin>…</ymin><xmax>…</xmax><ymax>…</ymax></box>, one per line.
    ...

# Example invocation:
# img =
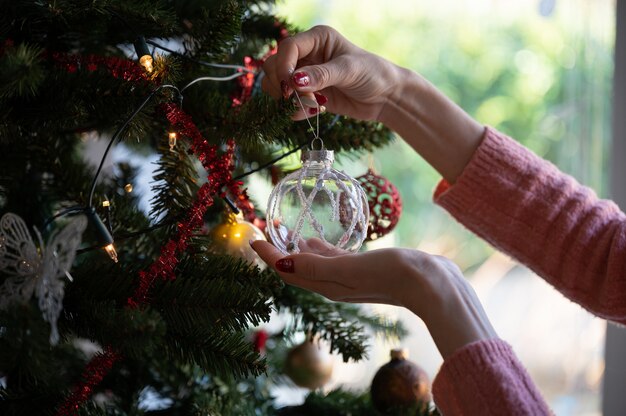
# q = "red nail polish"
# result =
<box><xmin>275</xmin><ymin>258</ymin><xmax>295</xmax><ymax>273</ymax></box>
<box><xmin>314</xmin><ymin>93</ymin><xmax>328</xmax><ymax>105</ymax></box>
<box><xmin>308</xmin><ymin>107</ymin><xmax>318</xmax><ymax>115</ymax></box>
<box><xmin>293</xmin><ymin>71</ymin><xmax>310</xmax><ymax>87</ymax></box>
<box><xmin>280</xmin><ymin>80</ymin><xmax>290</xmax><ymax>98</ymax></box>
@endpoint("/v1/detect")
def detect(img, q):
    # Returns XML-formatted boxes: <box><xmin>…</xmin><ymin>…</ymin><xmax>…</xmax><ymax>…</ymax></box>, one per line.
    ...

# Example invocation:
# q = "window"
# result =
<box><xmin>274</xmin><ymin>1</ymin><xmax>616</xmax><ymax>414</ymax></box>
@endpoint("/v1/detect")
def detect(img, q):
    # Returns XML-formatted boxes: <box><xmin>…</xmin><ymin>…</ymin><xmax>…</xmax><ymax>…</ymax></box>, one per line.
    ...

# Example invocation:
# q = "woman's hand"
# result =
<box><xmin>251</xmin><ymin>239</ymin><xmax>497</xmax><ymax>359</ymax></box>
<box><xmin>262</xmin><ymin>25</ymin><xmax>404</xmax><ymax>121</ymax></box>
<box><xmin>262</xmin><ymin>25</ymin><xmax>484</xmax><ymax>183</ymax></box>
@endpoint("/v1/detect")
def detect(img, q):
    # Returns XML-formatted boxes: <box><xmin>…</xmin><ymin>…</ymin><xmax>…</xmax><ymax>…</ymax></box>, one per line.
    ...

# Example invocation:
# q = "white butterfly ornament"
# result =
<box><xmin>0</xmin><ymin>212</ymin><xmax>87</xmax><ymax>344</ymax></box>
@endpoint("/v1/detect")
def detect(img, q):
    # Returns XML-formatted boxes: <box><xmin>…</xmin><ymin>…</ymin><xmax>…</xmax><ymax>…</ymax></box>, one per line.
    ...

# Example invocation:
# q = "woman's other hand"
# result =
<box><xmin>251</xmin><ymin>238</ymin><xmax>497</xmax><ymax>359</ymax></box>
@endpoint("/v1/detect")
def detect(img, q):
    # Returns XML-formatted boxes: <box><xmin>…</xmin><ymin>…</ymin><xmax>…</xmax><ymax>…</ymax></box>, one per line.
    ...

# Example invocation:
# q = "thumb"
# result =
<box><xmin>291</xmin><ymin>60</ymin><xmax>349</xmax><ymax>93</ymax></box>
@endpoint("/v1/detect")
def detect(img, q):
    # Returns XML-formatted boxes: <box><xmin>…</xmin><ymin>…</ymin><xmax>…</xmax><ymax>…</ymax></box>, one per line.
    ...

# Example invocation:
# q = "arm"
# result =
<box><xmin>434</xmin><ymin>127</ymin><xmax>626</xmax><ymax>324</ymax></box>
<box><xmin>265</xmin><ymin>25</ymin><xmax>626</xmax><ymax>324</ymax></box>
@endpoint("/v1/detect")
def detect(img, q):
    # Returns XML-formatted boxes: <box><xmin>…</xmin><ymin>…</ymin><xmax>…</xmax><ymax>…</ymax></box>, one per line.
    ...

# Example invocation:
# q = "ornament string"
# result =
<box><xmin>292</xmin><ymin>90</ymin><xmax>322</xmax><ymax>148</ymax></box>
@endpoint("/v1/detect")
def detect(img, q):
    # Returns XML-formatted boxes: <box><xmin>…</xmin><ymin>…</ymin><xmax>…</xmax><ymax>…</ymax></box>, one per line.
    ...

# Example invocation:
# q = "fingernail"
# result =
<box><xmin>308</xmin><ymin>107</ymin><xmax>318</xmax><ymax>115</ymax></box>
<box><xmin>293</xmin><ymin>71</ymin><xmax>310</xmax><ymax>87</ymax></box>
<box><xmin>249</xmin><ymin>239</ymin><xmax>255</xmax><ymax>247</ymax></box>
<box><xmin>314</xmin><ymin>93</ymin><xmax>328</xmax><ymax>105</ymax></box>
<box><xmin>280</xmin><ymin>80</ymin><xmax>290</xmax><ymax>98</ymax></box>
<box><xmin>275</xmin><ymin>258</ymin><xmax>295</xmax><ymax>273</ymax></box>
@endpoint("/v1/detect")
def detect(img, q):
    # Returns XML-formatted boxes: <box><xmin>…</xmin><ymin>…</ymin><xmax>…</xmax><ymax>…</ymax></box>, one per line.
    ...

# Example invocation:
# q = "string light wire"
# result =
<box><xmin>44</xmin><ymin>20</ymin><xmax>339</xmax><ymax>251</ymax></box>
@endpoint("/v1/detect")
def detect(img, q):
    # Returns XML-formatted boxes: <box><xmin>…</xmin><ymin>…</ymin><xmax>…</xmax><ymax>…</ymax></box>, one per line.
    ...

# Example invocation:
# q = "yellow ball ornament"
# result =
<box><xmin>211</xmin><ymin>213</ymin><xmax>267</xmax><ymax>270</ymax></box>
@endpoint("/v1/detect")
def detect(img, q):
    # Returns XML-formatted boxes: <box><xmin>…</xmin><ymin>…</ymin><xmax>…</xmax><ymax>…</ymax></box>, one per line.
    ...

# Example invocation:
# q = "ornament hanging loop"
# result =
<box><xmin>310</xmin><ymin>136</ymin><xmax>324</xmax><ymax>151</ymax></box>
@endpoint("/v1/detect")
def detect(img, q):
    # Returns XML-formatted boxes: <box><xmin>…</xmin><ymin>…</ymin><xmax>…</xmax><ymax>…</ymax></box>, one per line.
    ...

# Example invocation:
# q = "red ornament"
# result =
<box><xmin>232</xmin><ymin>56</ymin><xmax>264</xmax><ymax>107</ymax></box>
<box><xmin>356</xmin><ymin>169</ymin><xmax>402</xmax><ymax>241</ymax></box>
<box><xmin>252</xmin><ymin>329</ymin><xmax>269</xmax><ymax>353</ymax></box>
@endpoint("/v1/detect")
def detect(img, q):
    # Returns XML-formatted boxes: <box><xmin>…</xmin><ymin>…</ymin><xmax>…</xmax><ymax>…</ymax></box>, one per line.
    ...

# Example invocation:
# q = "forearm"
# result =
<box><xmin>435</xmin><ymin>128</ymin><xmax>626</xmax><ymax>323</ymax></box>
<box><xmin>378</xmin><ymin>67</ymin><xmax>485</xmax><ymax>183</ymax></box>
<box><xmin>402</xmin><ymin>266</ymin><xmax>551</xmax><ymax>414</ymax></box>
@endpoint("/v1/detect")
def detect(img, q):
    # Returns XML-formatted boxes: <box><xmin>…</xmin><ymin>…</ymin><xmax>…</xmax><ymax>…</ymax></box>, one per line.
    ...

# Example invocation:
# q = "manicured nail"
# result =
<box><xmin>275</xmin><ymin>258</ymin><xmax>295</xmax><ymax>273</ymax></box>
<box><xmin>314</xmin><ymin>93</ymin><xmax>328</xmax><ymax>105</ymax></box>
<box><xmin>249</xmin><ymin>239</ymin><xmax>255</xmax><ymax>247</ymax></box>
<box><xmin>280</xmin><ymin>80</ymin><xmax>290</xmax><ymax>98</ymax></box>
<box><xmin>293</xmin><ymin>71</ymin><xmax>310</xmax><ymax>87</ymax></box>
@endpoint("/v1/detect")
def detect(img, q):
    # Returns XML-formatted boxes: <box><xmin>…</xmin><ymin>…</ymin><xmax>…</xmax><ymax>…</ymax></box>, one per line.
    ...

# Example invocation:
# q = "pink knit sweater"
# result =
<box><xmin>431</xmin><ymin>127</ymin><xmax>626</xmax><ymax>415</ymax></box>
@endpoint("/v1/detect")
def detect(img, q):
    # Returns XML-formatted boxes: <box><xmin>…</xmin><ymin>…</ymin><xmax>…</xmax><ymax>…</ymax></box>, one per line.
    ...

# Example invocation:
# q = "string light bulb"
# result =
<box><xmin>103</xmin><ymin>244</ymin><xmax>118</xmax><ymax>263</ymax></box>
<box><xmin>86</xmin><ymin>207</ymin><xmax>119</xmax><ymax>263</ymax></box>
<box><xmin>124</xmin><ymin>183</ymin><xmax>133</xmax><ymax>193</ymax></box>
<box><xmin>134</xmin><ymin>36</ymin><xmax>154</xmax><ymax>73</ymax></box>
<box><xmin>168</xmin><ymin>132</ymin><xmax>177</xmax><ymax>151</ymax></box>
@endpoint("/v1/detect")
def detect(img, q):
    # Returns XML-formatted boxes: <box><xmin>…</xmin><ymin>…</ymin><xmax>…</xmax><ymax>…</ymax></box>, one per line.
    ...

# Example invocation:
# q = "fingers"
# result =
<box><xmin>299</xmin><ymin>237</ymin><xmax>346</xmax><ymax>257</ymax></box>
<box><xmin>266</xmin><ymin>25</ymin><xmax>352</xmax><ymax>94</ymax></box>
<box><xmin>250</xmin><ymin>240</ymin><xmax>356</xmax><ymax>301</ymax></box>
<box><xmin>290</xmin><ymin>56</ymin><xmax>354</xmax><ymax>93</ymax></box>
<box><xmin>250</xmin><ymin>240</ymin><xmax>286</xmax><ymax>270</ymax></box>
<box><xmin>273</xmin><ymin>27</ymin><xmax>327</xmax><ymax>93</ymax></box>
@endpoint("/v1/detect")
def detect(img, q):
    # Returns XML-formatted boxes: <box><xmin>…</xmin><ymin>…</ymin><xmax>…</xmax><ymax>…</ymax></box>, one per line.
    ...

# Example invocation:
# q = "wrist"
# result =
<box><xmin>401</xmin><ymin>260</ymin><xmax>498</xmax><ymax>360</ymax></box>
<box><xmin>378</xmin><ymin>66</ymin><xmax>426</xmax><ymax>129</ymax></box>
<box><xmin>378</xmin><ymin>67</ymin><xmax>485</xmax><ymax>183</ymax></box>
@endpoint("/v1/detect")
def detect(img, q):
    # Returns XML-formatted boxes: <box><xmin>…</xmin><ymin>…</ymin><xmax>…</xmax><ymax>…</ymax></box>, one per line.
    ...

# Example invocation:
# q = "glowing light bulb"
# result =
<box><xmin>134</xmin><ymin>36</ymin><xmax>154</xmax><ymax>74</ymax></box>
<box><xmin>102</xmin><ymin>200</ymin><xmax>110</xmax><ymax>207</ymax></box>
<box><xmin>124</xmin><ymin>183</ymin><xmax>133</xmax><ymax>193</ymax></box>
<box><xmin>139</xmin><ymin>55</ymin><xmax>153</xmax><ymax>73</ymax></box>
<box><xmin>104</xmin><ymin>244</ymin><xmax>118</xmax><ymax>263</ymax></box>
<box><xmin>168</xmin><ymin>132</ymin><xmax>177</xmax><ymax>151</ymax></box>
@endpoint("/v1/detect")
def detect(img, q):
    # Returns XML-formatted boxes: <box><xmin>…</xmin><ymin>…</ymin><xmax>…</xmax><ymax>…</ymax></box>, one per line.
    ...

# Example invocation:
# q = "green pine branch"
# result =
<box><xmin>151</xmin><ymin>253</ymin><xmax>280</xmax><ymax>334</ymax></box>
<box><xmin>275</xmin><ymin>286</ymin><xmax>407</xmax><ymax>362</ymax></box>
<box><xmin>0</xmin><ymin>43</ymin><xmax>45</xmax><ymax>100</ymax></box>
<box><xmin>150</xmin><ymin>139</ymin><xmax>200</xmax><ymax>221</ymax></box>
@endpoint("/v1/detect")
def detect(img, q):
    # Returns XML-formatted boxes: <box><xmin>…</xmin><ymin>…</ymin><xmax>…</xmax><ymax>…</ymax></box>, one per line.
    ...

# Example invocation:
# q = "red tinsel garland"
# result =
<box><xmin>128</xmin><ymin>104</ymin><xmax>237</xmax><ymax>305</ymax></box>
<box><xmin>49</xmin><ymin>52</ymin><xmax>149</xmax><ymax>82</ymax></box>
<box><xmin>55</xmin><ymin>346</ymin><xmax>121</xmax><ymax>416</ymax></box>
<box><xmin>56</xmin><ymin>94</ymin><xmax>239</xmax><ymax>416</ymax></box>
<box><xmin>20</xmin><ymin>26</ymin><xmax>289</xmax><ymax>413</ymax></box>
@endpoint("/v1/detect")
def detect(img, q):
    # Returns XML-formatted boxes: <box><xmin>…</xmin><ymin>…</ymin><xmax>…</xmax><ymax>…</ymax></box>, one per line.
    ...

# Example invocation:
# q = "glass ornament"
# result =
<box><xmin>211</xmin><ymin>213</ymin><xmax>267</xmax><ymax>270</ymax></box>
<box><xmin>266</xmin><ymin>149</ymin><xmax>369</xmax><ymax>254</ymax></box>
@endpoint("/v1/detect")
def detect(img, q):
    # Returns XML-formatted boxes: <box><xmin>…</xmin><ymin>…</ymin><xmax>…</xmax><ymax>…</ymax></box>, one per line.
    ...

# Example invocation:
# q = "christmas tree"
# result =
<box><xmin>0</xmin><ymin>1</ymin><xmax>411</xmax><ymax>414</ymax></box>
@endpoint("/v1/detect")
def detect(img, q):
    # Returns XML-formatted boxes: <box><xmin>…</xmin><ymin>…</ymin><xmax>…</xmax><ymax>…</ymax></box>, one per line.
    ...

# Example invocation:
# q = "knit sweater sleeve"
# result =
<box><xmin>432</xmin><ymin>339</ymin><xmax>552</xmax><ymax>415</ymax></box>
<box><xmin>430</xmin><ymin>127</ymin><xmax>626</xmax><ymax>414</ymax></box>
<box><xmin>434</xmin><ymin>127</ymin><xmax>626</xmax><ymax>324</ymax></box>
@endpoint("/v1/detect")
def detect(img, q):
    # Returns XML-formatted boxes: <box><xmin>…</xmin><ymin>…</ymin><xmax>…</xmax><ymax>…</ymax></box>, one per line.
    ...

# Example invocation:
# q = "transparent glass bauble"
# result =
<box><xmin>266</xmin><ymin>150</ymin><xmax>369</xmax><ymax>254</ymax></box>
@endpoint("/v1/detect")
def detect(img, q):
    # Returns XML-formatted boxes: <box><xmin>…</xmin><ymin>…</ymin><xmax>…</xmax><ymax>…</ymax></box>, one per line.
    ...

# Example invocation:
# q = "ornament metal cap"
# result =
<box><xmin>302</xmin><ymin>149</ymin><xmax>334</xmax><ymax>163</ymax></box>
<box><xmin>390</xmin><ymin>348</ymin><xmax>409</xmax><ymax>360</ymax></box>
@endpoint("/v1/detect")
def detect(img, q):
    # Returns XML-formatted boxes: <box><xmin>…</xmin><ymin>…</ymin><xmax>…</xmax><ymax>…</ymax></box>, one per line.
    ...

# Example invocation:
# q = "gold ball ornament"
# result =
<box><xmin>370</xmin><ymin>348</ymin><xmax>431</xmax><ymax>413</ymax></box>
<box><xmin>211</xmin><ymin>213</ymin><xmax>267</xmax><ymax>270</ymax></box>
<box><xmin>284</xmin><ymin>339</ymin><xmax>333</xmax><ymax>389</ymax></box>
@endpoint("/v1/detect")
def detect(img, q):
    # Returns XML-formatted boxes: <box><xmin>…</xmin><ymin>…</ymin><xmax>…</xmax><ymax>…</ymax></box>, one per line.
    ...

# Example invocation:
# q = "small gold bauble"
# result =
<box><xmin>211</xmin><ymin>213</ymin><xmax>267</xmax><ymax>270</ymax></box>
<box><xmin>284</xmin><ymin>339</ymin><xmax>333</xmax><ymax>389</ymax></box>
